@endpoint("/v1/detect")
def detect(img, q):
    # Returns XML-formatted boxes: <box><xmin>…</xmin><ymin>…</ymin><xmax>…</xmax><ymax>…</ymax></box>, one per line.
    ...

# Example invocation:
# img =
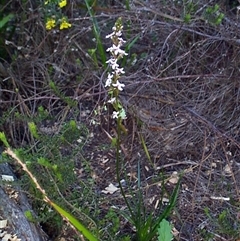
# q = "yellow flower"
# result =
<box><xmin>46</xmin><ymin>18</ymin><xmax>56</xmax><ymax>30</ymax></box>
<box><xmin>44</xmin><ymin>0</ymin><xmax>49</xmax><ymax>4</ymax></box>
<box><xmin>59</xmin><ymin>0</ymin><xmax>67</xmax><ymax>8</ymax></box>
<box><xmin>60</xmin><ymin>19</ymin><xmax>71</xmax><ymax>30</ymax></box>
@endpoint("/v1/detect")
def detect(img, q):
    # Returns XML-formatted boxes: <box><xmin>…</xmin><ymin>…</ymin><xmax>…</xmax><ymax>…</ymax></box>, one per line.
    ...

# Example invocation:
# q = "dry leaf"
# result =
<box><xmin>0</xmin><ymin>220</ymin><xmax>7</xmax><ymax>229</ymax></box>
<box><xmin>2</xmin><ymin>234</ymin><xmax>21</xmax><ymax>241</ymax></box>
<box><xmin>223</xmin><ymin>164</ymin><xmax>232</xmax><ymax>175</ymax></box>
<box><xmin>168</xmin><ymin>171</ymin><xmax>179</xmax><ymax>184</ymax></box>
<box><xmin>101</xmin><ymin>183</ymin><xmax>119</xmax><ymax>194</ymax></box>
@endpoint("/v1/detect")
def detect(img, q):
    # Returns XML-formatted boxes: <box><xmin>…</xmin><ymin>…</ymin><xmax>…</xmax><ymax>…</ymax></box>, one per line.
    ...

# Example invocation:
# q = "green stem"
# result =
<box><xmin>116</xmin><ymin>117</ymin><xmax>134</xmax><ymax>219</ymax></box>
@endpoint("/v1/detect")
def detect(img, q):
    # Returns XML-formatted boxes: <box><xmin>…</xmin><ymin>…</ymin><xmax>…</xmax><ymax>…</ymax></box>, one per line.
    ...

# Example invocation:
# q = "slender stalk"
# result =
<box><xmin>115</xmin><ymin>118</ymin><xmax>134</xmax><ymax>219</ymax></box>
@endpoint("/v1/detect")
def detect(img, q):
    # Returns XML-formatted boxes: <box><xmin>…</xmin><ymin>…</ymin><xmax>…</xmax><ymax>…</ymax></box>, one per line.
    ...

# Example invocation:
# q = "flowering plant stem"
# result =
<box><xmin>115</xmin><ymin>118</ymin><xmax>134</xmax><ymax>218</ymax></box>
<box><xmin>104</xmin><ymin>16</ymin><xmax>137</xmax><ymax>230</ymax></box>
<box><xmin>105</xmin><ymin>19</ymin><xmax>181</xmax><ymax>241</ymax></box>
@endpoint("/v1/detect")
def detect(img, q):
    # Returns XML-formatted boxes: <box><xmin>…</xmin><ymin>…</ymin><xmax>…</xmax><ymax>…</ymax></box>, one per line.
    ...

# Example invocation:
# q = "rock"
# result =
<box><xmin>0</xmin><ymin>163</ymin><xmax>48</xmax><ymax>241</ymax></box>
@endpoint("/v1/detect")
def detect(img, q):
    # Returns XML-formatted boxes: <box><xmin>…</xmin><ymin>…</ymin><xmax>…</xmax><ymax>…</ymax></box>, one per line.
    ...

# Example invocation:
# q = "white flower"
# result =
<box><xmin>111</xmin><ymin>62</ymin><xmax>120</xmax><ymax>70</ymax></box>
<box><xmin>112</xmin><ymin>111</ymin><xmax>119</xmax><ymax>119</ymax></box>
<box><xmin>118</xmin><ymin>37</ymin><xmax>126</xmax><ymax>45</ymax></box>
<box><xmin>106</xmin><ymin>45</ymin><xmax>117</xmax><ymax>54</ymax></box>
<box><xmin>106</xmin><ymin>58</ymin><xmax>120</xmax><ymax>70</ymax></box>
<box><xmin>106</xmin><ymin>32</ymin><xmax>114</xmax><ymax>39</ymax></box>
<box><xmin>112</xmin><ymin>80</ymin><xmax>125</xmax><ymax>91</ymax></box>
<box><xmin>106</xmin><ymin>46</ymin><xmax>113</xmax><ymax>52</ymax></box>
<box><xmin>115</xmin><ymin>67</ymin><xmax>125</xmax><ymax>75</ymax></box>
<box><xmin>105</xmin><ymin>73</ymin><xmax>113</xmax><ymax>87</ymax></box>
<box><xmin>117</xmin><ymin>48</ymin><xmax>128</xmax><ymax>57</ymax></box>
<box><xmin>107</xmin><ymin>44</ymin><xmax>127</xmax><ymax>56</ymax></box>
<box><xmin>106</xmin><ymin>58</ymin><xmax>115</xmax><ymax>64</ymax></box>
<box><xmin>108</xmin><ymin>97</ymin><xmax>116</xmax><ymax>104</ymax></box>
<box><xmin>105</xmin><ymin>20</ymin><xmax>127</xmax><ymax>119</ymax></box>
<box><xmin>115</xmin><ymin>31</ymin><xmax>122</xmax><ymax>37</ymax></box>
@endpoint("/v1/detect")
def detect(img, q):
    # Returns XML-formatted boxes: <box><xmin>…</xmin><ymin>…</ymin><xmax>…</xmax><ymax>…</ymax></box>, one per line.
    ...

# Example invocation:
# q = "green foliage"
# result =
<box><xmin>182</xmin><ymin>1</ymin><xmax>224</xmax><ymax>25</ymax></box>
<box><xmin>122</xmin><ymin>35</ymin><xmax>139</xmax><ymax>67</ymax></box>
<box><xmin>49</xmin><ymin>81</ymin><xmax>77</xmax><ymax>107</ymax></box>
<box><xmin>125</xmin><ymin>0</ymin><xmax>130</xmax><ymax>11</ymax></box>
<box><xmin>217</xmin><ymin>209</ymin><xmax>240</xmax><ymax>237</ymax></box>
<box><xmin>157</xmin><ymin>219</ymin><xmax>173</xmax><ymax>241</ymax></box>
<box><xmin>98</xmin><ymin>208</ymin><xmax>121</xmax><ymax>239</ymax></box>
<box><xmin>111</xmin><ymin>137</ymin><xmax>117</xmax><ymax>147</ymax></box>
<box><xmin>37</xmin><ymin>106</ymin><xmax>49</xmax><ymax>120</ymax></box>
<box><xmin>28</xmin><ymin>122</ymin><xmax>40</xmax><ymax>139</ymax></box>
<box><xmin>105</xmin><ymin>209</ymin><xmax>120</xmax><ymax>234</ymax></box>
<box><xmin>51</xmin><ymin>201</ymin><xmax>99</xmax><ymax>241</ymax></box>
<box><xmin>0</xmin><ymin>14</ymin><xmax>14</xmax><ymax>29</ymax></box>
<box><xmin>88</xmin><ymin>48</ymin><xmax>99</xmax><ymax>68</ymax></box>
<box><xmin>139</xmin><ymin>132</ymin><xmax>153</xmax><ymax>166</ymax></box>
<box><xmin>182</xmin><ymin>0</ymin><xmax>198</xmax><ymax>23</ymax></box>
<box><xmin>203</xmin><ymin>207</ymin><xmax>240</xmax><ymax>239</ymax></box>
<box><xmin>84</xmin><ymin>0</ymin><xmax>106</xmax><ymax>68</ymax></box>
<box><xmin>0</xmin><ymin>132</ymin><xmax>10</xmax><ymax>147</ymax></box>
<box><xmin>116</xmin><ymin>160</ymin><xmax>180</xmax><ymax>241</ymax></box>
<box><xmin>3</xmin><ymin>114</ymin><xmax>98</xmax><ymax>240</ymax></box>
<box><xmin>184</xmin><ymin>13</ymin><xmax>191</xmax><ymax>23</ymax></box>
<box><xmin>5</xmin><ymin>143</ymin><xmax>98</xmax><ymax>241</ymax></box>
<box><xmin>36</xmin><ymin>203</ymin><xmax>63</xmax><ymax>233</ymax></box>
<box><xmin>3</xmin><ymin>102</ymin><xmax>96</xmax><ymax>235</ymax></box>
<box><xmin>24</xmin><ymin>210</ymin><xmax>36</xmax><ymax>222</ymax></box>
<box><xmin>0</xmin><ymin>2</ymin><xmax>15</xmax><ymax>59</ymax></box>
<box><xmin>204</xmin><ymin>4</ymin><xmax>224</xmax><ymax>25</ymax></box>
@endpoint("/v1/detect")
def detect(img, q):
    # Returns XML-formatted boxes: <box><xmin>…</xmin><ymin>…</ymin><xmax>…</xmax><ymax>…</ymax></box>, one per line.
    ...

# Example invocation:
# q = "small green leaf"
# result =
<box><xmin>157</xmin><ymin>219</ymin><xmax>173</xmax><ymax>241</ymax></box>
<box><xmin>184</xmin><ymin>13</ymin><xmax>191</xmax><ymax>23</ymax></box>
<box><xmin>0</xmin><ymin>132</ymin><xmax>9</xmax><ymax>147</ymax></box>
<box><xmin>213</xmin><ymin>4</ymin><xmax>219</xmax><ymax>12</ymax></box>
<box><xmin>139</xmin><ymin>133</ymin><xmax>152</xmax><ymax>165</ymax></box>
<box><xmin>111</xmin><ymin>137</ymin><xmax>117</xmax><ymax>147</ymax></box>
<box><xmin>119</xmin><ymin>108</ymin><xmax>126</xmax><ymax>119</ymax></box>
<box><xmin>28</xmin><ymin>122</ymin><xmax>40</xmax><ymax>139</ymax></box>
<box><xmin>52</xmin><ymin>164</ymin><xmax>58</xmax><ymax>171</ymax></box>
<box><xmin>26</xmin><ymin>161</ymin><xmax>32</xmax><ymax>166</ymax></box>
<box><xmin>0</xmin><ymin>14</ymin><xmax>14</xmax><ymax>29</ymax></box>
<box><xmin>24</xmin><ymin>210</ymin><xmax>35</xmax><ymax>222</ymax></box>
<box><xmin>125</xmin><ymin>35</ymin><xmax>139</xmax><ymax>52</ymax></box>
<box><xmin>52</xmin><ymin>164</ymin><xmax>63</xmax><ymax>182</ymax></box>
<box><xmin>37</xmin><ymin>157</ymin><xmax>52</xmax><ymax>168</ymax></box>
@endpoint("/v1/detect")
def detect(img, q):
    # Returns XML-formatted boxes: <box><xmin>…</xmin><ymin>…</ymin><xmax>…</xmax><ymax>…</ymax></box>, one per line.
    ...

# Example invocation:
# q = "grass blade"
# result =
<box><xmin>0</xmin><ymin>14</ymin><xmax>14</xmax><ymax>29</ymax></box>
<box><xmin>84</xmin><ymin>0</ymin><xmax>106</xmax><ymax>68</ymax></box>
<box><xmin>50</xmin><ymin>201</ymin><xmax>99</xmax><ymax>241</ymax></box>
<box><xmin>139</xmin><ymin>132</ymin><xmax>153</xmax><ymax>165</ymax></box>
